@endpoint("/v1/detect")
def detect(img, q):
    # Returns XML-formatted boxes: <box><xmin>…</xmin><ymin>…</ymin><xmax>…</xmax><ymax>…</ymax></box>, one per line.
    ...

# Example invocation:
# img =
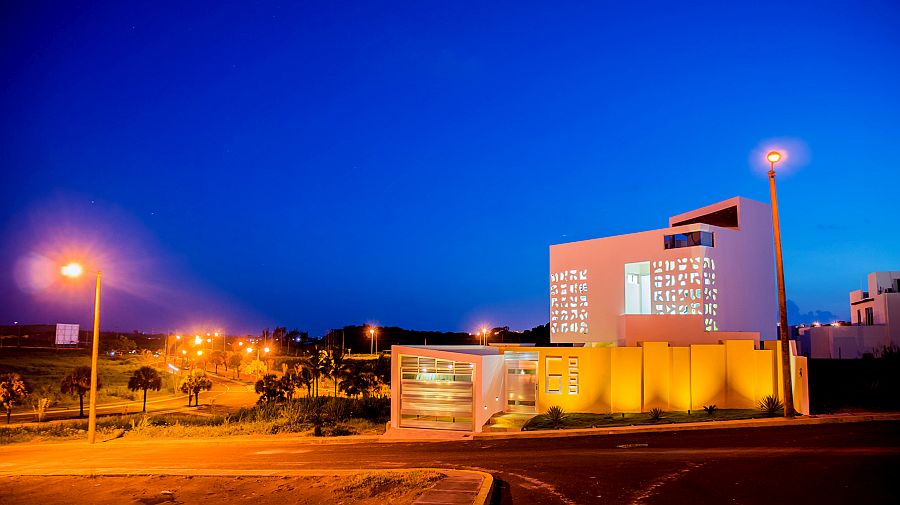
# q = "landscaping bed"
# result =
<box><xmin>522</xmin><ymin>408</ymin><xmax>782</xmax><ymax>431</ymax></box>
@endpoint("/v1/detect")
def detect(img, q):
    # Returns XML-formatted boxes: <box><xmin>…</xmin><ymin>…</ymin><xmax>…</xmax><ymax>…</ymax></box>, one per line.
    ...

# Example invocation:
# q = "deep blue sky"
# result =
<box><xmin>2</xmin><ymin>1</ymin><xmax>898</xmax><ymax>335</ymax></box>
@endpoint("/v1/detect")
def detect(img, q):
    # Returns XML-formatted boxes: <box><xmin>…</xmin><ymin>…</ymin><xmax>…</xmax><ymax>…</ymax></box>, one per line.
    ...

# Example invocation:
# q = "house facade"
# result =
<box><xmin>549</xmin><ymin>196</ymin><xmax>777</xmax><ymax>347</ymax></box>
<box><xmin>390</xmin><ymin>197</ymin><xmax>810</xmax><ymax>433</ymax></box>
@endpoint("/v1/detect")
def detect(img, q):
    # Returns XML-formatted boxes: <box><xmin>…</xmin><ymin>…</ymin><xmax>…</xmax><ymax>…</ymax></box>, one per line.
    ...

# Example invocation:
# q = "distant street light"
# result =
<box><xmin>481</xmin><ymin>327</ymin><xmax>488</xmax><ymax>346</ymax></box>
<box><xmin>766</xmin><ymin>150</ymin><xmax>795</xmax><ymax>417</ymax></box>
<box><xmin>60</xmin><ymin>261</ymin><xmax>102</xmax><ymax>444</ymax></box>
<box><xmin>369</xmin><ymin>328</ymin><xmax>377</xmax><ymax>354</ymax></box>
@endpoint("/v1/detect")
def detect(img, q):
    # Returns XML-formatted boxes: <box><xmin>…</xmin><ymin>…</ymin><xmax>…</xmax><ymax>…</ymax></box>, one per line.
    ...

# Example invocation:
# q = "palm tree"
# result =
<box><xmin>61</xmin><ymin>366</ymin><xmax>100</xmax><ymax>418</ymax></box>
<box><xmin>178</xmin><ymin>369</ymin><xmax>213</xmax><ymax>406</ymax></box>
<box><xmin>1</xmin><ymin>373</ymin><xmax>29</xmax><ymax>424</ymax></box>
<box><xmin>326</xmin><ymin>349</ymin><xmax>350</xmax><ymax>397</ymax></box>
<box><xmin>127</xmin><ymin>366</ymin><xmax>162</xmax><ymax>413</ymax></box>
<box><xmin>300</xmin><ymin>348</ymin><xmax>327</xmax><ymax>398</ymax></box>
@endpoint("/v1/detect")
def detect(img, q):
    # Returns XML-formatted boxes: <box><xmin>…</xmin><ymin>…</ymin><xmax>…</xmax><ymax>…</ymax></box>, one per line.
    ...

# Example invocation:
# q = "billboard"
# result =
<box><xmin>55</xmin><ymin>323</ymin><xmax>80</xmax><ymax>345</ymax></box>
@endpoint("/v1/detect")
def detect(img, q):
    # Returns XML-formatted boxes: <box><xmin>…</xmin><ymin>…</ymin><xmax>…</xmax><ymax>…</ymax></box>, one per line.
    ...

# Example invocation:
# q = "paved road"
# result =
<box><xmin>2</xmin><ymin>420</ymin><xmax>898</xmax><ymax>504</ymax></box>
<box><xmin>6</xmin><ymin>373</ymin><xmax>258</xmax><ymax>424</ymax></box>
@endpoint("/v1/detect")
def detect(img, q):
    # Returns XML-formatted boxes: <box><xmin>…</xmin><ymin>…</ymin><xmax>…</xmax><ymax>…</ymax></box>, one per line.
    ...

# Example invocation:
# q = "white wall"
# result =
<box><xmin>549</xmin><ymin>196</ymin><xmax>777</xmax><ymax>345</ymax></box>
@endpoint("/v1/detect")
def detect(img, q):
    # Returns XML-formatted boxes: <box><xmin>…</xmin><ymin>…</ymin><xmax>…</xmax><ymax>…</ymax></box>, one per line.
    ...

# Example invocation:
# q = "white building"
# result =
<box><xmin>390</xmin><ymin>196</ymin><xmax>809</xmax><ymax>433</ymax></box>
<box><xmin>549</xmin><ymin>196</ymin><xmax>776</xmax><ymax>347</ymax></box>
<box><xmin>801</xmin><ymin>271</ymin><xmax>900</xmax><ymax>359</ymax></box>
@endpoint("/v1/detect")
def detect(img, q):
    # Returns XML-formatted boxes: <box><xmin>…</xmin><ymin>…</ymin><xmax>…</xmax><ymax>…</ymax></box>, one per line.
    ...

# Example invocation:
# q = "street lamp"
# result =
<box><xmin>60</xmin><ymin>262</ymin><xmax>102</xmax><ymax>444</ymax></box>
<box><xmin>481</xmin><ymin>327</ymin><xmax>488</xmax><ymax>346</ymax></box>
<box><xmin>766</xmin><ymin>150</ymin><xmax>795</xmax><ymax>417</ymax></box>
<box><xmin>369</xmin><ymin>328</ymin><xmax>377</xmax><ymax>354</ymax></box>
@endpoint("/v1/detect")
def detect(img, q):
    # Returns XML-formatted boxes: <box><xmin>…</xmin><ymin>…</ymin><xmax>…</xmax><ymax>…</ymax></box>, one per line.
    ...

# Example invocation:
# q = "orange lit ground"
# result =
<box><xmin>2</xmin><ymin>473</ymin><xmax>443</xmax><ymax>505</ymax></box>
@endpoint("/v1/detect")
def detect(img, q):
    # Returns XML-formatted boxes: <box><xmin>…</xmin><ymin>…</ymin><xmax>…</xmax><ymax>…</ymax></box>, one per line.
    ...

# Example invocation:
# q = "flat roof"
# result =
<box><xmin>395</xmin><ymin>345</ymin><xmax>500</xmax><ymax>355</ymax></box>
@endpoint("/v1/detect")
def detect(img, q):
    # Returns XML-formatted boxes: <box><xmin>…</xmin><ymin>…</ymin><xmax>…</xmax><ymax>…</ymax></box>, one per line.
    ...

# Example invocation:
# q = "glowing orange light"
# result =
<box><xmin>181</xmin><ymin>350</ymin><xmax>187</xmax><ymax>355</ymax></box>
<box><xmin>175</xmin><ymin>335</ymin><xmax>181</xmax><ymax>340</ymax></box>
<box><xmin>238</xmin><ymin>341</ymin><xmax>244</xmax><ymax>346</ymax></box>
<box><xmin>264</xmin><ymin>347</ymin><xmax>270</xmax><ymax>353</ymax></box>
<box><xmin>60</xmin><ymin>262</ymin><xmax>84</xmax><ymax>278</ymax></box>
<box><xmin>214</xmin><ymin>332</ymin><xmax>219</xmax><ymax>337</ymax></box>
<box><xmin>197</xmin><ymin>350</ymin><xmax>203</xmax><ymax>356</ymax></box>
<box><xmin>246</xmin><ymin>347</ymin><xmax>253</xmax><ymax>353</ymax></box>
<box><xmin>767</xmin><ymin>151</ymin><xmax>782</xmax><ymax>164</ymax></box>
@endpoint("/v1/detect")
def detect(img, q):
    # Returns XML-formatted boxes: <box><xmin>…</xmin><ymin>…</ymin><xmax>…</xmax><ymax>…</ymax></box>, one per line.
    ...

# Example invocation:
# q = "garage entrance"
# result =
<box><xmin>398</xmin><ymin>355</ymin><xmax>474</xmax><ymax>431</ymax></box>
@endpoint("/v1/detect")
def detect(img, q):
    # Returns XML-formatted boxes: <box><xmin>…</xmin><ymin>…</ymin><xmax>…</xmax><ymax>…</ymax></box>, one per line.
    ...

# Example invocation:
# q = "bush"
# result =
<box><xmin>546</xmin><ymin>405</ymin><xmax>566</xmax><ymax>429</ymax></box>
<box><xmin>648</xmin><ymin>407</ymin><xmax>664</xmax><ymax>421</ymax></box>
<box><xmin>758</xmin><ymin>395</ymin><xmax>784</xmax><ymax>416</ymax></box>
<box><xmin>703</xmin><ymin>404</ymin><xmax>718</xmax><ymax>415</ymax></box>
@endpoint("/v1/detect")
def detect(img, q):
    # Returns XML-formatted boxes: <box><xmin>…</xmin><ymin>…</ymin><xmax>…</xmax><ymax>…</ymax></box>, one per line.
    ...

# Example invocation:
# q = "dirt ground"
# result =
<box><xmin>1</xmin><ymin>473</ymin><xmax>443</xmax><ymax>505</ymax></box>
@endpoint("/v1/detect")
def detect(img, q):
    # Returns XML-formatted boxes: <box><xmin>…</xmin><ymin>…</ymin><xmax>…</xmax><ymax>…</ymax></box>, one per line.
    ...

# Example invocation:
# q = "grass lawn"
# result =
<box><xmin>522</xmin><ymin>408</ymin><xmax>784</xmax><ymax>430</ymax></box>
<box><xmin>0</xmin><ymin>396</ymin><xmax>391</xmax><ymax>444</ymax></box>
<box><xmin>0</xmin><ymin>348</ymin><xmax>176</xmax><ymax>408</ymax></box>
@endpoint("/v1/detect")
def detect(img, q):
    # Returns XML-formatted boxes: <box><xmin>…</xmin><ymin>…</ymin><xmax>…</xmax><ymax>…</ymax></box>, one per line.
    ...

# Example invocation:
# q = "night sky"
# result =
<box><xmin>2</xmin><ymin>1</ymin><xmax>898</xmax><ymax>336</ymax></box>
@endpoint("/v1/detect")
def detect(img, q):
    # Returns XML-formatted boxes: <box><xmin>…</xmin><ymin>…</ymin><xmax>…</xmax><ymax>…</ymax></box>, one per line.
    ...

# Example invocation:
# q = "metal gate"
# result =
<box><xmin>399</xmin><ymin>355</ymin><xmax>474</xmax><ymax>431</ymax></box>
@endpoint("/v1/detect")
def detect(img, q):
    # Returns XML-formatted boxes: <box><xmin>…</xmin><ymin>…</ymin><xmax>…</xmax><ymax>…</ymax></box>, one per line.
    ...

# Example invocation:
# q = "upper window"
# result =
<box><xmin>664</xmin><ymin>231</ymin><xmax>714</xmax><ymax>249</ymax></box>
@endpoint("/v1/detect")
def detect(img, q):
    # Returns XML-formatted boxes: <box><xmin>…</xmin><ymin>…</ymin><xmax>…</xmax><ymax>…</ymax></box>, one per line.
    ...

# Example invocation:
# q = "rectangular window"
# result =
<box><xmin>624</xmin><ymin>261</ymin><xmax>651</xmax><ymax>314</ymax></box>
<box><xmin>664</xmin><ymin>231</ymin><xmax>714</xmax><ymax>250</ymax></box>
<box><xmin>865</xmin><ymin>307</ymin><xmax>874</xmax><ymax>326</ymax></box>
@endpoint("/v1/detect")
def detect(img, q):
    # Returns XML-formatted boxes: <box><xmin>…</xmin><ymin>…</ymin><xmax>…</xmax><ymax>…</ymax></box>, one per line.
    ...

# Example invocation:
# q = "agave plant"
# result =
<box><xmin>545</xmin><ymin>405</ymin><xmax>567</xmax><ymax>429</ymax></box>
<box><xmin>648</xmin><ymin>407</ymin><xmax>664</xmax><ymax>421</ymax></box>
<box><xmin>703</xmin><ymin>404</ymin><xmax>718</xmax><ymax>416</ymax></box>
<box><xmin>758</xmin><ymin>395</ymin><xmax>784</xmax><ymax>416</ymax></box>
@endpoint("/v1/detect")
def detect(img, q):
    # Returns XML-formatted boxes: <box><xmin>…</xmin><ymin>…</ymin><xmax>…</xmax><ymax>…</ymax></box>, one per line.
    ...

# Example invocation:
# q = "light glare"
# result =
<box><xmin>60</xmin><ymin>262</ymin><xmax>84</xmax><ymax>278</ymax></box>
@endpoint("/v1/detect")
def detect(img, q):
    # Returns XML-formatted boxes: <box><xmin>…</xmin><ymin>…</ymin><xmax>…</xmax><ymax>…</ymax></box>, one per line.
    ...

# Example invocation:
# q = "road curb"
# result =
<box><xmin>0</xmin><ymin>467</ymin><xmax>494</xmax><ymax>505</ymax></box>
<box><xmin>470</xmin><ymin>413</ymin><xmax>900</xmax><ymax>440</ymax></box>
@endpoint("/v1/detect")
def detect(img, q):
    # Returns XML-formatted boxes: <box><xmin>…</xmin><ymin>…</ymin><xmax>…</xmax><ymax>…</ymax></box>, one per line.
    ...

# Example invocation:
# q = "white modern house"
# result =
<box><xmin>800</xmin><ymin>271</ymin><xmax>900</xmax><ymax>359</ymax></box>
<box><xmin>390</xmin><ymin>197</ymin><xmax>809</xmax><ymax>433</ymax></box>
<box><xmin>549</xmin><ymin>196</ymin><xmax>777</xmax><ymax>347</ymax></box>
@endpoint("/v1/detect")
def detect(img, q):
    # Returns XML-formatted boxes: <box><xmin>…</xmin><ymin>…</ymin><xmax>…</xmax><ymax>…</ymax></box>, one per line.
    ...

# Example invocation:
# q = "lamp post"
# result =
<box><xmin>481</xmin><ymin>327</ymin><xmax>488</xmax><ymax>346</ymax></box>
<box><xmin>60</xmin><ymin>262</ymin><xmax>102</xmax><ymax>443</ymax></box>
<box><xmin>369</xmin><ymin>328</ymin><xmax>376</xmax><ymax>355</ymax></box>
<box><xmin>766</xmin><ymin>150</ymin><xmax>795</xmax><ymax>417</ymax></box>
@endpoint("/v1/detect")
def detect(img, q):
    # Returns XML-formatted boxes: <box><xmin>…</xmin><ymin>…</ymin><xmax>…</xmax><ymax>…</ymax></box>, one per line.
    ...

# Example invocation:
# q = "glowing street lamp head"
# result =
<box><xmin>766</xmin><ymin>151</ymin><xmax>782</xmax><ymax>164</ymax></box>
<box><xmin>175</xmin><ymin>335</ymin><xmax>181</xmax><ymax>340</ymax></box>
<box><xmin>246</xmin><ymin>347</ymin><xmax>253</xmax><ymax>353</ymax></box>
<box><xmin>369</xmin><ymin>328</ymin><xmax>375</xmax><ymax>337</ymax></box>
<box><xmin>60</xmin><ymin>262</ymin><xmax>84</xmax><ymax>278</ymax></box>
<box><xmin>214</xmin><ymin>332</ymin><xmax>219</xmax><ymax>337</ymax></box>
<box><xmin>196</xmin><ymin>350</ymin><xmax>203</xmax><ymax>356</ymax></box>
<box><xmin>238</xmin><ymin>341</ymin><xmax>244</xmax><ymax>346</ymax></box>
<box><xmin>264</xmin><ymin>347</ymin><xmax>270</xmax><ymax>353</ymax></box>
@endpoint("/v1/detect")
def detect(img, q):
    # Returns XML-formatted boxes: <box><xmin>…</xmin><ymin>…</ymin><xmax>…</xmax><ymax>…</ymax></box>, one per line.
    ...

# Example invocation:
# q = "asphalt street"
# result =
<box><xmin>2</xmin><ymin>420</ymin><xmax>898</xmax><ymax>504</ymax></box>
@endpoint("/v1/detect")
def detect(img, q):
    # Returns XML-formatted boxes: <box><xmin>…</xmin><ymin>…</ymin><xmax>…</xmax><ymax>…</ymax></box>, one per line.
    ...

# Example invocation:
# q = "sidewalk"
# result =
<box><xmin>471</xmin><ymin>411</ymin><xmax>900</xmax><ymax>440</ymax></box>
<box><xmin>2</xmin><ymin>467</ymin><xmax>493</xmax><ymax>505</ymax></box>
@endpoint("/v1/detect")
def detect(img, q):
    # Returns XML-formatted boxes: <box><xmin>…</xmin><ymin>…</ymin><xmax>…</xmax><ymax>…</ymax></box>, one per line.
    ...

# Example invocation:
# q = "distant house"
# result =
<box><xmin>799</xmin><ymin>272</ymin><xmax>900</xmax><ymax>359</ymax></box>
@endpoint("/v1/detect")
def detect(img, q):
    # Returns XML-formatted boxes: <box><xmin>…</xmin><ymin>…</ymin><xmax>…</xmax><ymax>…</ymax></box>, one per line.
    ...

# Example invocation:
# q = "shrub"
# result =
<box><xmin>545</xmin><ymin>405</ymin><xmax>566</xmax><ymax>429</ymax></box>
<box><xmin>648</xmin><ymin>407</ymin><xmax>664</xmax><ymax>421</ymax></box>
<box><xmin>758</xmin><ymin>395</ymin><xmax>784</xmax><ymax>416</ymax></box>
<box><xmin>703</xmin><ymin>404</ymin><xmax>718</xmax><ymax>415</ymax></box>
